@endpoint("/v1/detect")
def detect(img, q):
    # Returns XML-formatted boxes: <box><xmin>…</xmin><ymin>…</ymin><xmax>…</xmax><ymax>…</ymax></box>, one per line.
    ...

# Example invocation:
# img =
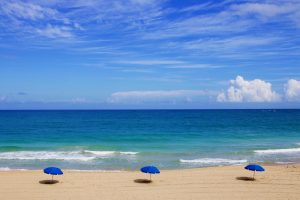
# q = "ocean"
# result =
<box><xmin>0</xmin><ymin>110</ymin><xmax>299</xmax><ymax>171</ymax></box>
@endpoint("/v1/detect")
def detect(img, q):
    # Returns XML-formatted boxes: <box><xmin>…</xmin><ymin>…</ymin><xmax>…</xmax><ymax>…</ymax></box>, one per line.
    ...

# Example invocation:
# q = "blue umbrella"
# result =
<box><xmin>44</xmin><ymin>167</ymin><xmax>63</xmax><ymax>181</ymax></box>
<box><xmin>140</xmin><ymin>166</ymin><xmax>160</xmax><ymax>181</ymax></box>
<box><xmin>244</xmin><ymin>164</ymin><xmax>265</xmax><ymax>180</ymax></box>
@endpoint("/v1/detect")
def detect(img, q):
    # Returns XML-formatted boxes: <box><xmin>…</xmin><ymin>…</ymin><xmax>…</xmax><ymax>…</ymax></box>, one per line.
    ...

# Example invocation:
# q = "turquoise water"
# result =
<box><xmin>0</xmin><ymin>110</ymin><xmax>300</xmax><ymax>170</ymax></box>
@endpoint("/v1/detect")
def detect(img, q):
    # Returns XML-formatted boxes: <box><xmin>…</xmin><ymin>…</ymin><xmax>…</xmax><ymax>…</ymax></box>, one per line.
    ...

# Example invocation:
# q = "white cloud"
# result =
<box><xmin>285</xmin><ymin>79</ymin><xmax>300</xmax><ymax>101</ymax></box>
<box><xmin>0</xmin><ymin>1</ymin><xmax>80</xmax><ymax>39</ymax></box>
<box><xmin>114</xmin><ymin>60</ymin><xmax>184</xmax><ymax>65</ymax></box>
<box><xmin>179</xmin><ymin>2</ymin><xmax>212</xmax><ymax>13</ymax></box>
<box><xmin>183</xmin><ymin>36</ymin><xmax>279</xmax><ymax>50</ymax></box>
<box><xmin>113</xmin><ymin>60</ymin><xmax>221</xmax><ymax>70</ymax></box>
<box><xmin>231</xmin><ymin>3</ymin><xmax>299</xmax><ymax>18</ymax></box>
<box><xmin>167</xmin><ymin>64</ymin><xmax>221</xmax><ymax>69</ymax></box>
<box><xmin>0</xmin><ymin>1</ymin><xmax>57</xmax><ymax>20</ymax></box>
<box><xmin>143</xmin><ymin>1</ymin><xmax>300</xmax><ymax>40</ymax></box>
<box><xmin>71</xmin><ymin>98</ymin><xmax>89</xmax><ymax>103</ymax></box>
<box><xmin>217</xmin><ymin>76</ymin><xmax>281</xmax><ymax>102</ymax></box>
<box><xmin>36</xmin><ymin>24</ymin><xmax>73</xmax><ymax>38</ymax></box>
<box><xmin>109</xmin><ymin>90</ymin><xmax>213</xmax><ymax>103</ymax></box>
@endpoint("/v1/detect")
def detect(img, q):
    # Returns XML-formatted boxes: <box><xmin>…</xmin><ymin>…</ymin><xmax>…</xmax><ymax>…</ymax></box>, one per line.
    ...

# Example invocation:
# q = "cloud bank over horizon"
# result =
<box><xmin>1</xmin><ymin>76</ymin><xmax>300</xmax><ymax>108</ymax></box>
<box><xmin>107</xmin><ymin>76</ymin><xmax>300</xmax><ymax>105</ymax></box>
<box><xmin>108</xmin><ymin>90</ymin><xmax>215</xmax><ymax>104</ymax></box>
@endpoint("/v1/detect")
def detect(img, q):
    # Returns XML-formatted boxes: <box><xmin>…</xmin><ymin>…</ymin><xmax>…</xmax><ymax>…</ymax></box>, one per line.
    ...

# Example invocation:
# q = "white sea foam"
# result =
<box><xmin>84</xmin><ymin>150</ymin><xmax>116</xmax><ymax>156</ymax></box>
<box><xmin>254</xmin><ymin>148</ymin><xmax>300</xmax><ymax>154</ymax></box>
<box><xmin>0</xmin><ymin>151</ymin><xmax>95</xmax><ymax>161</ymax></box>
<box><xmin>180</xmin><ymin>158</ymin><xmax>247</xmax><ymax>164</ymax></box>
<box><xmin>0</xmin><ymin>167</ymin><xmax>11</xmax><ymax>171</ymax></box>
<box><xmin>0</xmin><ymin>150</ymin><xmax>139</xmax><ymax>161</ymax></box>
<box><xmin>84</xmin><ymin>150</ymin><xmax>138</xmax><ymax>156</ymax></box>
<box><xmin>119</xmin><ymin>151</ymin><xmax>138</xmax><ymax>155</ymax></box>
<box><xmin>0</xmin><ymin>167</ymin><xmax>27</xmax><ymax>171</ymax></box>
<box><xmin>275</xmin><ymin>161</ymin><xmax>295</xmax><ymax>164</ymax></box>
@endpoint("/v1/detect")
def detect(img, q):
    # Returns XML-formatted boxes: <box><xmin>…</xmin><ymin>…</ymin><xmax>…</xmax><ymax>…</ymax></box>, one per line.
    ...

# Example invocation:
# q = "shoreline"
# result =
<box><xmin>0</xmin><ymin>162</ymin><xmax>298</xmax><ymax>172</ymax></box>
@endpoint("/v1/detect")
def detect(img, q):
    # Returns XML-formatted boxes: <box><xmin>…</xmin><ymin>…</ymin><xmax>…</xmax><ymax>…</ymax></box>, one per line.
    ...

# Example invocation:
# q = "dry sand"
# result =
<box><xmin>0</xmin><ymin>164</ymin><xmax>300</xmax><ymax>200</ymax></box>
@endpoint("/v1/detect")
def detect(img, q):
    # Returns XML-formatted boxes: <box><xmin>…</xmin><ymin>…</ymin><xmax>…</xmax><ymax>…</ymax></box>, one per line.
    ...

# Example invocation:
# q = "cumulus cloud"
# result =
<box><xmin>108</xmin><ymin>90</ymin><xmax>213</xmax><ymax>103</ymax></box>
<box><xmin>285</xmin><ymin>79</ymin><xmax>300</xmax><ymax>101</ymax></box>
<box><xmin>217</xmin><ymin>76</ymin><xmax>281</xmax><ymax>102</ymax></box>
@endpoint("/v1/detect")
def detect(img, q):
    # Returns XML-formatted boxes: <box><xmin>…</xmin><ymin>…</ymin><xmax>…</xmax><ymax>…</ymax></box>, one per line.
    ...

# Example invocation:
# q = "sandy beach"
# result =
<box><xmin>1</xmin><ymin>164</ymin><xmax>299</xmax><ymax>200</ymax></box>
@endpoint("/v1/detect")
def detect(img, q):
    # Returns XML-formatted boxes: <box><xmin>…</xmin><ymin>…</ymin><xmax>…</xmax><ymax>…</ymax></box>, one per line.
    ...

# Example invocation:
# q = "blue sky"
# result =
<box><xmin>0</xmin><ymin>0</ymin><xmax>300</xmax><ymax>109</ymax></box>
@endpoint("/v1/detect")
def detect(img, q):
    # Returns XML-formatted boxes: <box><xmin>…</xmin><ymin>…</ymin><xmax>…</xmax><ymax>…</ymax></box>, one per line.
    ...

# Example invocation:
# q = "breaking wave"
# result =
<box><xmin>254</xmin><ymin>148</ymin><xmax>300</xmax><ymax>154</ymax></box>
<box><xmin>0</xmin><ymin>150</ymin><xmax>139</xmax><ymax>161</ymax></box>
<box><xmin>180</xmin><ymin>158</ymin><xmax>247</xmax><ymax>164</ymax></box>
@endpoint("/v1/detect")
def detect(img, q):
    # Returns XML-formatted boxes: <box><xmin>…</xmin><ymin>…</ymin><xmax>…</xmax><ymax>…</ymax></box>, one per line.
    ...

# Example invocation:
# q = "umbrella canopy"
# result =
<box><xmin>244</xmin><ymin>164</ymin><xmax>265</xmax><ymax>180</ymax></box>
<box><xmin>44</xmin><ymin>167</ymin><xmax>63</xmax><ymax>175</ymax></box>
<box><xmin>140</xmin><ymin>166</ymin><xmax>160</xmax><ymax>181</ymax></box>
<box><xmin>244</xmin><ymin>164</ymin><xmax>265</xmax><ymax>172</ymax></box>
<box><xmin>141</xmin><ymin>166</ymin><xmax>160</xmax><ymax>174</ymax></box>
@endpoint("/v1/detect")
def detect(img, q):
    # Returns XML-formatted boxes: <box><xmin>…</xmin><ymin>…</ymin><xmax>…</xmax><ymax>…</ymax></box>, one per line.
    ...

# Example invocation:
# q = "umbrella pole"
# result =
<box><xmin>150</xmin><ymin>174</ymin><xmax>152</xmax><ymax>181</ymax></box>
<box><xmin>52</xmin><ymin>175</ymin><xmax>53</xmax><ymax>181</ymax></box>
<box><xmin>253</xmin><ymin>170</ymin><xmax>255</xmax><ymax>180</ymax></box>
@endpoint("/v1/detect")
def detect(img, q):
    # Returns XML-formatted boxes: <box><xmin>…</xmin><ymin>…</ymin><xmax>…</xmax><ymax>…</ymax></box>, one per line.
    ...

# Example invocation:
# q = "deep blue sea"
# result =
<box><xmin>0</xmin><ymin>110</ymin><xmax>300</xmax><ymax>171</ymax></box>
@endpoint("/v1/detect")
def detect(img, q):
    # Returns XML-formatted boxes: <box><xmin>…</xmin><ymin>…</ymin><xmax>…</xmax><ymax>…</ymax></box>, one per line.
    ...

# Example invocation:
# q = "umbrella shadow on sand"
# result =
<box><xmin>136</xmin><ymin>166</ymin><xmax>160</xmax><ymax>184</ymax></box>
<box><xmin>236</xmin><ymin>164</ymin><xmax>265</xmax><ymax>181</ymax></box>
<box><xmin>236</xmin><ymin>176</ymin><xmax>255</xmax><ymax>181</ymax></box>
<box><xmin>41</xmin><ymin>167</ymin><xmax>63</xmax><ymax>185</ymax></box>
<box><xmin>39</xmin><ymin>180</ymin><xmax>59</xmax><ymax>184</ymax></box>
<box><xmin>134</xmin><ymin>179</ymin><xmax>152</xmax><ymax>184</ymax></box>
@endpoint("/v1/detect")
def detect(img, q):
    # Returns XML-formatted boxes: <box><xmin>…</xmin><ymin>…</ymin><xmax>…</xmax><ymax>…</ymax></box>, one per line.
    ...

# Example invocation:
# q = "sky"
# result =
<box><xmin>0</xmin><ymin>0</ymin><xmax>300</xmax><ymax>109</ymax></box>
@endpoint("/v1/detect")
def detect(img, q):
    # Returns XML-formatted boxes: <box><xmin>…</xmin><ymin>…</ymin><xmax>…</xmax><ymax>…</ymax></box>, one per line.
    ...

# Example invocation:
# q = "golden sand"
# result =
<box><xmin>0</xmin><ymin>164</ymin><xmax>299</xmax><ymax>200</ymax></box>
